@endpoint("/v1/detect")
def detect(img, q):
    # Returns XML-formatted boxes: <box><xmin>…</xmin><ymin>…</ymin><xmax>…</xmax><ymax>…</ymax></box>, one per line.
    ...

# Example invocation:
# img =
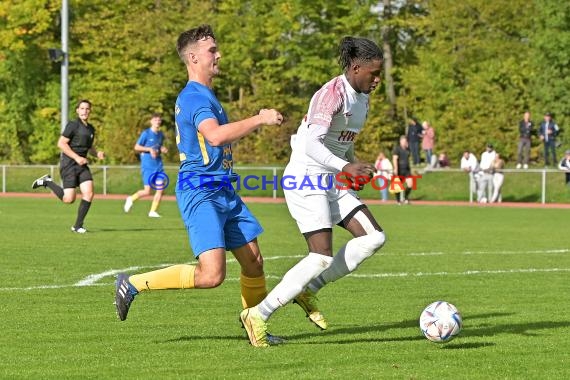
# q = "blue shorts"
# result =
<box><xmin>176</xmin><ymin>185</ymin><xmax>263</xmax><ymax>257</ymax></box>
<box><xmin>142</xmin><ymin>166</ymin><xmax>163</xmax><ymax>186</ymax></box>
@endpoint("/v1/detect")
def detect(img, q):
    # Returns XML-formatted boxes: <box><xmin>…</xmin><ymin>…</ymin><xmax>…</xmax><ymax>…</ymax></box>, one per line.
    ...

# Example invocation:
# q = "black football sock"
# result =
<box><xmin>404</xmin><ymin>187</ymin><xmax>412</xmax><ymax>200</ymax></box>
<box><xmin>74</xmin><ymin>199</ymin><xmax>92</xmax><ymax>228</ymax></box>
<box><xmin>45</xmin><ymin>181</ymin><xmax>64</xmax><ymax>200</ymax></box>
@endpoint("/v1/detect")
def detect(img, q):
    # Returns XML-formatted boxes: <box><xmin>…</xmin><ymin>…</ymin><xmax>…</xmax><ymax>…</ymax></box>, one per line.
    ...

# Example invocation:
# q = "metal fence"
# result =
<box><xmin>1</xmin><ymin>164</ymin><xmax>567</xmax><ymax>204</ymax></box>
<box><xmin>0</xmin><ymin>164</ymin><xmax>283</xmax><ymax>198</ymax></box>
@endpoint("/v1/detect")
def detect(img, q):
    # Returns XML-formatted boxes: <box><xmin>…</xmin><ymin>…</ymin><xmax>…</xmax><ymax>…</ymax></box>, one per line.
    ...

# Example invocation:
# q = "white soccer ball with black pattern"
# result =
<box><xmin>419</xmin><ymin>301</ymin><xmax>462</xmax><ymax>343</ymax></box>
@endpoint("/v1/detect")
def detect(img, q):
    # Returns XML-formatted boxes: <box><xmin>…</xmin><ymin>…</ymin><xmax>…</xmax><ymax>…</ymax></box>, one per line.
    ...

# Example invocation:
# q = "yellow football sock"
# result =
<box><xmin>131</xmin><ymin>193</ymin><xmax>140</xmax><ymax>201</ymax></box>
<box><xmin>129</xmin><ymin>264</ymin><xmax>195</xmax><ymax>292</ymax></box>
<box><xmin>240</xmin><ymin>273</ymin><xmax>268</xmax><ymax>308</ymax></box>
<box><xmin>150</xmin><ymin>200</ymin><xmax>160</xmax><ymax>212</ymax></box>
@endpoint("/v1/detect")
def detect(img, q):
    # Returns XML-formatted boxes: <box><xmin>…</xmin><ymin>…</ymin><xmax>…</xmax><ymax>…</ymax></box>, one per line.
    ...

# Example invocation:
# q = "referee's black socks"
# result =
<box><xmin>74</xmin><ymin>199</ymin><xmax>92</xmax><ymax>229</ymax></box>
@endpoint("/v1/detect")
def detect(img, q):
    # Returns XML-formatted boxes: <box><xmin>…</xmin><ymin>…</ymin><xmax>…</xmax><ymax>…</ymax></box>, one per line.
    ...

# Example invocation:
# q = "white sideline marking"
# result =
<box><xmin>408</xmin><ymin>248</ymin><xmax>569</xmax><ymax>256</ymax></box>
<box><xmin>73</xmin><ymin>255</ymin><xmax>304</xmax><ymax>287</ymax></box>
<box><xmin>1</xmin><ymin>249</ymin><xmax>568</xmax><ymax>292</ymax></box>
<box><xmin>348</xmin><ymin>268</ymin><xmax>570</xmax><ymax>278</ymax></box>
<box><xmin>462</xmin><ymin>248</ymin><xmax>569</xmax><ymax>255</ymax></box>
<box><xmin>409</xmin><ymin>252</ymin><xmax>444</xmax><ymax>256</ymax></box>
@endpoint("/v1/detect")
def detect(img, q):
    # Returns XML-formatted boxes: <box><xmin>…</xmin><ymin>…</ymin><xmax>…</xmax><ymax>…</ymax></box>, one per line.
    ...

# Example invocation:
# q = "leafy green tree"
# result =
<box><xmin>531</xmin><ymin>0</ymin><xmax>570</xmax><ymax>149</ymax></box>
<box><xmin>0</xmin><ymin>0</ymin><xmax>60</xmax><ymax>163</ymax></box>
<box><xmin>67</xmin><ymin>0</ymin><xmax>204</xmax><ymax>163</ymax></box>
<box><xmin>400</xmin><ymin>0</ymin><xmax>536</xmax><ymax>163</ymax></box>
<box><xmin>215</xmin><ymin>0</ymin><xmax>388</xmax><ymax>163</ymax></box>
<box><xmin>1</xmin><ymin>0</ymin><xmax>567</xmax><ymax>168</ymax></box>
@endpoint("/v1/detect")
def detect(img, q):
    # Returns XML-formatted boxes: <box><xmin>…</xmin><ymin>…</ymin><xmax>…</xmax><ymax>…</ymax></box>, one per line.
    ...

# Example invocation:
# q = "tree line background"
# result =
<box><xmin>0</xmin><ymin>0</ymin><xmax>568</xmax><ymax>166</ymax></box>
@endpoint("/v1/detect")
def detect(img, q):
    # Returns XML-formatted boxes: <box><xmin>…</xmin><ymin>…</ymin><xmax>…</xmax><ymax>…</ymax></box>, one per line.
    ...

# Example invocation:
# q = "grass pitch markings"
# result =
<box><xmin>1</xmin><ymin>248</ymin><xmax>567</xmax><ymax>292</ymax></box>
<box><xmin>2</xmin><ymin>268</ymin><xmax>569</xmax><ymax>292</ymax></box>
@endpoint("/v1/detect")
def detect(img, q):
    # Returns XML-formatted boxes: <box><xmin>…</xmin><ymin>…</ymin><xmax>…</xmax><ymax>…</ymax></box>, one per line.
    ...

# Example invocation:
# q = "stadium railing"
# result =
<box><xmin>0</xmin><ymin>164</ymin><xmax>567</xmax><ymax>204</ymax></box>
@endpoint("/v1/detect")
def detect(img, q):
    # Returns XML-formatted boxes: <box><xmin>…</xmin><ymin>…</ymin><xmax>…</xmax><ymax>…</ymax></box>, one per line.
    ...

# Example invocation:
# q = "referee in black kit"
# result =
<box><xmin>32</xmin><ymin>99</ymin><xmax>105</xmax><ymax>233</ymax></box>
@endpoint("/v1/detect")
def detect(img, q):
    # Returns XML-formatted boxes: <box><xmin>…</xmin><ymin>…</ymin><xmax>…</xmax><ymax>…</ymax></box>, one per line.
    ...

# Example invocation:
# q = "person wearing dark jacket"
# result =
<box><xmin>407</xmin><ymin>118</ymin><xmax>423</xmax><ymax>166</ymax></box>
<box><xmin>516</xmin><ymin>111</ymin><xmax>533</xmax><ymax>169</ymax></box>
<box><xmin>539</xmin><ymin>112</ymin><xmax>560</xmax><ymax>166</ymax></box>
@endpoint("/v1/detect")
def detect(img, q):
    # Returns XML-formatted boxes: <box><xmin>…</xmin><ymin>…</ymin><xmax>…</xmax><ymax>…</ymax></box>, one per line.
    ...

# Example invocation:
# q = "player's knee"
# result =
<box><xmin>370</xmin><ymin>230</ymin><xmax>386</xmax><ymax>252</ymax></box>
<box><xmin>62</xmin><ymin>196</ymin><xmax>75</xmax><ymax>204</ymax></box>
<box><xmin>239</xmin><ymin>251</ymin><xmax>264</xmax><ymax>277</ymax></box>
<box><xmin>357</xmin><ymin>230</ymin><xmax>385</xmax><ymax>258</ymax></box>
<box><xmin>200</xmin><ymin>272</ymin><xmax>226</xmax><ymax>288</ymax></box>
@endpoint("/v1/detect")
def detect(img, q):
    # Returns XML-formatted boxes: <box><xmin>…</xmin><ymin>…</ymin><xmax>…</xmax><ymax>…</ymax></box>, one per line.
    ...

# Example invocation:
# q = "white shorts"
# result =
<box><xmin>283</xmin><ymin>168</ymin><xmax>363</xmax><ymax>233</ymax></box>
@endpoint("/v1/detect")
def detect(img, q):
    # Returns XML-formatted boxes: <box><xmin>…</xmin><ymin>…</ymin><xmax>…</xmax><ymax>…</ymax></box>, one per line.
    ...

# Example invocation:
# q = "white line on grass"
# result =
<box><xmin>1</xmin><ymin>249</ymin><xmax>567</xmax><ymax>292</ymax></box>
<box><xmin>2</xmin><ymin>268</ymin><xmax>569</xmax><ymax>292</ymax></box>
<box><xmin>348</xmin><ymin>268</ymin><xmax>570</xmax><ymax>278</ymax></box>
<box><xmin>407</xmin><ymin>248</ymin><xmax>569</xmax><ymax>256</ymax></box>
<box><xmin>72</xmin><ymin>255</ymin><xmax>307</xmax><ymax>287</ymax></box>
<box><xmin>461</xmin><ymin>248</ymin><xmax>569</xmax><ymax>255</ymax></box>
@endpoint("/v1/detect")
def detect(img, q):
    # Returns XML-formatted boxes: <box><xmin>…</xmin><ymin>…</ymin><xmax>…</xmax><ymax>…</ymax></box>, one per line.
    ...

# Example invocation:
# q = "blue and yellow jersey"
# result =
<box><xmin>175</xmin><ymin>81</ymin><xmax>236</xmax><ymax>189</ymax></box>
<box><xmin>136</xmin><ymin>128</ymin><xmax>164</xmax><ymax>171</ymax></box>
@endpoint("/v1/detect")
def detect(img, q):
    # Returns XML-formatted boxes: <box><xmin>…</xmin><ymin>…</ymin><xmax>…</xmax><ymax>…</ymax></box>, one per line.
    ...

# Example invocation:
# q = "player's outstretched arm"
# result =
<box><xmin>200</xmin><ymin>109</ymin><xmax>283</xmax><ymax>146</ymax></box>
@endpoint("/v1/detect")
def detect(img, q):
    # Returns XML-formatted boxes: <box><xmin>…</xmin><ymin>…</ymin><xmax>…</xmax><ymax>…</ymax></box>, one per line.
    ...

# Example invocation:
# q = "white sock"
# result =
<box><xmin>257</xmin><ymin>252</ymin><xmax>333</xmax><ymax>321</ymax></box>
<box><xmin>308</xmin><ymin>230</ymin><xmax>385</xmax><ymax>293</ymax></box>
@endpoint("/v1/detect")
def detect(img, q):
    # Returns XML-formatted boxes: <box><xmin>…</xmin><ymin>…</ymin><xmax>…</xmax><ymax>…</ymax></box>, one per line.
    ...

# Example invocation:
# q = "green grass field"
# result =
<box><xmin>1</xmin><ymin>197</ymin><xmax>569</xmax><ymax>379</ymax></box>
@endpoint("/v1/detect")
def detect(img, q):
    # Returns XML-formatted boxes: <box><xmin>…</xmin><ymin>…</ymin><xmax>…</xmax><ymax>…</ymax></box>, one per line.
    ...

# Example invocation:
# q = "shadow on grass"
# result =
<box><xmin>461</xmin><ymin>320</ymin><xmax>570</xmax><ymax>338</ymax></box>
<box><xmin>442</xmin><ymin>342</ymin><xmax>495</xmax><ymax>349</ymax></box>
<box><xmin>158</xmin><ymin>312</ymin><xmax>569</xmax><ymax>347</ymax></box>
<box><xmin>161</xmin><ymin>335</ymin><xmax>246</xmax><ymax>343</ymax></box>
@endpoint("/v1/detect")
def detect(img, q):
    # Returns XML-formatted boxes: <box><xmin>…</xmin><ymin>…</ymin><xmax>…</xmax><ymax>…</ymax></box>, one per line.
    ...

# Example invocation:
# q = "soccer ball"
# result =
<box><xmin>419</xmin><ymin>301</ymin><xmax>462</xmax><ymax>343</ymax></box>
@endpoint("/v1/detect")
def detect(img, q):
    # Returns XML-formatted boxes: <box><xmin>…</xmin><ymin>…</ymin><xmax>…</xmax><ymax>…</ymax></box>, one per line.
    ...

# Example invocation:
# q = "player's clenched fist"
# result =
<box><xmin>342</xmin><ymin>162</ymin><xmax>375</xmax><ymax>179</ymax></box>
<box><xmin>259</xmin><ymin>109</ymin><xmax>283</xmax><ymax>126</ymax></box>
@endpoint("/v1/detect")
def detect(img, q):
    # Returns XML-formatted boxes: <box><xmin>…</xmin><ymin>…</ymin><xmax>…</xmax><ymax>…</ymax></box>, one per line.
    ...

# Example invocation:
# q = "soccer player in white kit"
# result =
<box><xmin>241</xmin><ymin>36</ymin><xmax>385</xmax><ymax>347</ymax></box>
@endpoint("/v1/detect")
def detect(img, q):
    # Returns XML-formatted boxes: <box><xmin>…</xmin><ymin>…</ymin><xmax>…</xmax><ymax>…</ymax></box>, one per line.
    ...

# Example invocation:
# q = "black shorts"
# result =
<box><xmin>398</xmin><ymin>167</ymin><xmax>411</xmax><ymax>177</ymax></box>
<box><xmin>60</xmin><ymin>161</ymin><xmax>93</xmax><ymax>189</ymax></box>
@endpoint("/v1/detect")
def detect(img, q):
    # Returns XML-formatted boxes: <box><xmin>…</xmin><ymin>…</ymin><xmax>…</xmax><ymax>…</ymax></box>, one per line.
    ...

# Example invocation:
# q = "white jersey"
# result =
<box><xmin>289</xmin><ymin>74</ymin><xmax>369</xmax><ymax>175</ymax></box>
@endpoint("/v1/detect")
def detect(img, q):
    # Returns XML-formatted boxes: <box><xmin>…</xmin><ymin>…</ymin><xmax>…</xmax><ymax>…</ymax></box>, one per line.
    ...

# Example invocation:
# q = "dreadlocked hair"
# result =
<box><xmin>177</xmin><ymin>24</ymin><xmax>216</xmax><ymax>63</ymax></box>
<box><xmin>338</xmin><ymin>36</ymin><xmax>383</xmax><ymax>71</ymax></box>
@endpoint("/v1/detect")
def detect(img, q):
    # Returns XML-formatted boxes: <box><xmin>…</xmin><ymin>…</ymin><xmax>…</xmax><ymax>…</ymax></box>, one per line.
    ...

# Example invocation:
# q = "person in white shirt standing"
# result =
<box><xmin>478</xmin><ymin>143</ymin><xmax>497</xmax><ymax>203</ymax></box>
<box><xmin>460</xmin><ymin>150</ymin><xmax>479</xmax><ymax>199</ymax></box>
<box><xmin>240</xmin><ymin>36</ymin><xmax>385</xmax><ymax>347</ymax></box>
<box><xmin>491</xmin><ymin>153</ymin><xmax>505</xmax><ymax>203</ymax></box>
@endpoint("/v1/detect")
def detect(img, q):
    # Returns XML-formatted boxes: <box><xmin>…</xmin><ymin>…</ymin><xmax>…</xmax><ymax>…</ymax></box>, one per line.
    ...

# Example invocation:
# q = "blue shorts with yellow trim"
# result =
<box><xmin>176</xmin><ymin>185</ymin><xmax>263</xmax><ymax>257</ymax></box>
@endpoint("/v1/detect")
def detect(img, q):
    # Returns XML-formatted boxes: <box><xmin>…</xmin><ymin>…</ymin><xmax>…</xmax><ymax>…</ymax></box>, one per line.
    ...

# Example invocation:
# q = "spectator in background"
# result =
<box><xmin>539</xmin><ymin>112</ymin><xmax>560</xmax><ymax>166</ymax></box>
<box><xmin>437</xmin><ymin>152</ymin><xmax>450</xmax><ymax>168</ymax></box>
<box><xmin>393</xmin><ymin>135</ymin><xmax>414</xmax><ymax>204</ymax></box>
<box><xmin>491</xmin><ymin>153</ymin><xmax>505</xmax><ymax>203</ymax></box>
<box><xmin>461</xmin><ymin>149</ymin><xmax>479</xmax><ymax>199</ymax></box>
<box><xmin>407</xmin><ymin>118</ymin><xmax>423</xmax><ymax>166</ymax></box>
<box><xmin>421</xmin><ymin>120</ymin><xmax>435</xmax><ymax>168</ymax></box>
<box><xmin>374</xmin><ymin>151</ymin><xmax>393</xmax><ymax>202</ymax></box>
<box><xmin>478</xmin><ymin>143</ymin><xmax>497</xmax><ymax>203</ymax></box>
<box><xmin>558</xmin><ymin>149</ymin><xmax>570</xmax><ymax>187</ymax></box>
<box><xmin>516</xmin><ymin>111</ymin><xmax>533</xmax><ymax>169</ymax></box>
